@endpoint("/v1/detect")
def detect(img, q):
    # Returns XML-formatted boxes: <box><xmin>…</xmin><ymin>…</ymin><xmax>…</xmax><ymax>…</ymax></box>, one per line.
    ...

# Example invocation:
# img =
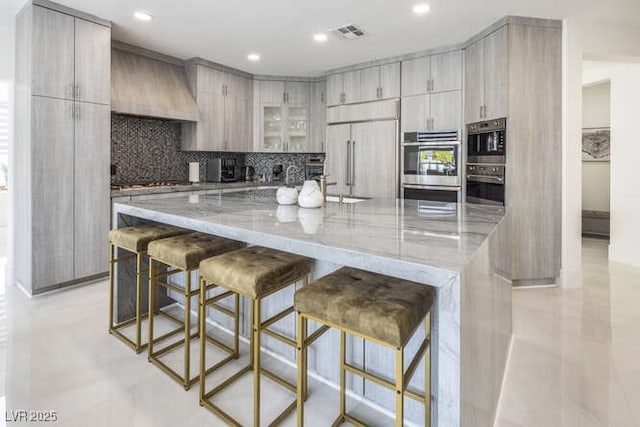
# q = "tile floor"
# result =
<box><xmin>1</xmin><ymin>238</ymin><xmax>639</xmax><ymax>426</ymax></box>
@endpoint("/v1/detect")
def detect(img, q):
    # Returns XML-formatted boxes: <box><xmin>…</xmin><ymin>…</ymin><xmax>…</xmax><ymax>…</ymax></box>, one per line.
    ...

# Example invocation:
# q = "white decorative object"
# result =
<box><xmin>276</xmin><ymin>186</ymin><xmax>298</xmax><ymax>205</ymax></box>
<box><xmin>276</xmin><ymin>205</ymin><xmax>298</xmax><ymax>223</ymax></box>
<box><xmin>297</xmin><ymin>207</ymin><xmax>323</xmax><ymax>234</ymax></box>
<box><xmin>297</xmin><ymin>180</ymin><xmax>323</xmax><ymax>208</ymax></box>
<box><xmin>188</xmin><ymin>162</ymin><xmax>200</xmax><ymax>183</ymax></box>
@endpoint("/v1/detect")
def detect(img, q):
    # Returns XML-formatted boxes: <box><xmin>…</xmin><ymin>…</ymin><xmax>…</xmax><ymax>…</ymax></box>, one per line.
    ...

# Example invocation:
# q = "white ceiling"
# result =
<box><xmin>22</xmin><ymin>0</ymin><xmax>630</xmax><ymax>76</ymax></box>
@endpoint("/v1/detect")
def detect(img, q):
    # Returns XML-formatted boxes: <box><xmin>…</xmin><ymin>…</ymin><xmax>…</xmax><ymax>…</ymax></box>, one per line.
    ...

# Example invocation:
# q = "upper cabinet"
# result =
<box><xmin>255</xmin><ymin>80</ymin><xmax>312</xmax><ymax>152</ymax></box>
<box><xmin>182</xmin><ymin>63</ymin><xmax>253</xmax><ymax>152</ymax></box>
<box><xmin>32</xmin><ymin>6</ymin><xmax>110</xmax><ymax>105</ymax></box>
<box><xmin>326</xmin><ymin>63</ymin><xmax>399</xmax><ymax>106</ymax></box>
<box><xmin>401</xmin><ymin>50</ymin><xmax>462</xmax><ymax>97</ymax></box>
<box><xmin>465</xmin><ymin>26</ymin><xmax>508</xmax><ymax>123</ymax></box>
<box><xmin>309</xmin><ymin>80</ymin><xmax>326</xmax><ymax>152</ymax></box>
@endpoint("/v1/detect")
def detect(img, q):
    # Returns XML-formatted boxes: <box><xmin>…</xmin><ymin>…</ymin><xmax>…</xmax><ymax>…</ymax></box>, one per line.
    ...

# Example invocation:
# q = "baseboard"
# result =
<box><xmin>512</xmin><ymin>277</ymin><xmax>556</xmax><ymax>287</ymax></box>
<box><xmin>30</xmin><ymin>272</ymin><xmax>108</xmax><ymax>297</ymax></box>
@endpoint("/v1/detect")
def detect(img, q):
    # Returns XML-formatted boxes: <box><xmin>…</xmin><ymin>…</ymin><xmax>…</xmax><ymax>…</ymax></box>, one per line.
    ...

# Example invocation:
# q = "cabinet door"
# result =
<box><xmin>401</xmin><ymin>95</ymin><xmax>429</xmax><ymax>135</ymax></box>
<box><xmin>32</xmin><ymin>6</ymin><xmax>75</xmax><ymax>100</ymax></box>
<box><xmin>430</xmin><ymin>50</ymin><xmax>462</xmax><ymax>92</ymax></box>
<box><xmin>325</xmin><ymin>124</ymin><xmax>351</xmax><ymax>194</ymax></box>
<box><xmin>226</xmin><ymin>96</ymin><xmax>251</xmax><ymax>152</ymax></box>
<box><xmin>74</xmin><ymin>102</ymin><xmax>110</xmax><ymax>278</ymax></box>
<box><xmin>464</xmin><ymin>39</ymin><xmax>484</xmax><ymax>123</ymax></box>
<box><xmin>259</xmin><ymin>80</ymin><xmax>285</xmax><ymax>104</ymax></box>
<box><xmin>285</xmin><ymin>81</ymin><xmax>311</xmax><ymax>105</ymax></box>
<box><xmin>326</xmin><ymin>73</ymin><xmax>343</xmax><ymax>106</ymax></box>
<box><xmin>261</xmin><ymin>104</ymin><xmax>285</xmax><ymax>151</ymax></box>
<box><xmin>343</xmin><ymin>70</ymin><xmax>361</xmax><ymax>104</ymax></box>
<box><xmin>430</xmin><ymin>91</ymin><xmax>462</xmax><ymax>131</ymax></box>
<box><xmin>401</xmin><ymin>57</ymin><xmax>428</xmax><ymax>96</ymax></box>
<box><xmin>309</xmin><ymin>81</ymin><xmax>326</xmax><ymax>152</ymax></box>
<box><xmin>379</xmin><ymin>62</ymin><xmax>400</xmax><ymax>99</ymax></box>
<box><xmin>359</xmin><ymin>66</ymin><xmax>380</xmax><ymax>102</ymax></box>
<box><xmin>31</xmin><ymin>96</ymin><xmax>75</xmax><ymax>290</ymax></box>
<box><xmin>74</xmin><ymin>18</ymin><xmax>110</xmax><ymax>105</ymax></box>
<box><xmin>351</xmin><ymin>121</ymin><xmax>397</xmax><ymax>198</ymax></box>
<box><xmin>286</xmin><ymin>105</ymin><xmax>309</xmax><ymax>152</ymax></box>
<box><xmin>484</xmin><ymin>26</ymin><xmax>509</xmax><ymax>120</ymax></box>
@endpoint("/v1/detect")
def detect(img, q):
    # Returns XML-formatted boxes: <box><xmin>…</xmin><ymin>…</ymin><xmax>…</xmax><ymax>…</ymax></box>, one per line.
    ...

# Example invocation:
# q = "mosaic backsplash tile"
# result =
<box><xmin>111</xmin><ymin>115</ymin><xmax>324</xmax><ymax>184</ymax></box>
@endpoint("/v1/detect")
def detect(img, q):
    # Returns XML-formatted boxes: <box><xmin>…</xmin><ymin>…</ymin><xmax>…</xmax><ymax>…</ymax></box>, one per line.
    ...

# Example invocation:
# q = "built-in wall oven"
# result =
<box><xmin>402</xmin><ymin>130</ymin><xmax>461</xmax><ymax>202</ymax></box>
<box><xmin>466</xmin><ymin>118</ymin><xmax>506</xmax><ymax>206</ymax></box>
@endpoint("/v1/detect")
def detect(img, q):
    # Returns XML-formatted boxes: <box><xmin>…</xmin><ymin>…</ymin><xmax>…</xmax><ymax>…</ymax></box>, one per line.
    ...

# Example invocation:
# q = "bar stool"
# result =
<box><xmin>294</xmin><ymin>267</ymin><xmax>435</xmax><ymax>427</ymax></box>
<box><xmin>198</xmin><ymin>246</ymin><xmax>312</xmax><ymax>426</ymax></box>
<box><xmin>147</xmin><ymin>232</ymin><xmax>244</xmax><ymax>390</ymax></box>
<box><xmin>108</xmin><ymin>223</ymin><xmax>187</xmax><ymax>353</ymax></box>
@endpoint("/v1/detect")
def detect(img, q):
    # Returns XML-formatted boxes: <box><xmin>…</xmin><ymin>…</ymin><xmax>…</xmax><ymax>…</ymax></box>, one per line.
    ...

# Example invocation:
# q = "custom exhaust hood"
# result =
<box><xmin>111</xmin><ymin>42</ymin><xmax>199</xmax><ymax>122</ymax></box>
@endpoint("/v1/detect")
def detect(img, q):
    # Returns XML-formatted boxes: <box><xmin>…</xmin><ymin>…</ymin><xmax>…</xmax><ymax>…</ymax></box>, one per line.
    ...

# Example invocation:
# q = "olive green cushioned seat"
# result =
<box><xmin>147</xmin><ymin>232</ymin><xmax>244</xmax><ymax>271</ymax></box>
<box><xmin>109</xmin><ymin>223</ymin><xmax>187</xmax><ymax>253</ymax></box>
<box><xmin>294</xmin><ymin>267</ymin><xmax>435</xmax><ymax>348</ymax></box>
<box><xmin>199</xmin><ymin>246</ymin><xmax>312</xmax><ymax>299</ymax></box>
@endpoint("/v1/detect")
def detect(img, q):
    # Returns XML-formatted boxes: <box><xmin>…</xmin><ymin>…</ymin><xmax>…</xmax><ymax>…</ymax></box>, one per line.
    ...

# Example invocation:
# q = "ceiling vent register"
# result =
<box><xmin>331</xmin><ymin>24</ymin><xmax>367</xmax><ymax>39</ymax></box>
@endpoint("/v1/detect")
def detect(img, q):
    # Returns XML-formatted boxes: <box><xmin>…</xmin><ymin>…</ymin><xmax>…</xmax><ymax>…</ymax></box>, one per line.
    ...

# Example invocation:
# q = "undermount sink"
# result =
<box><xmin>325</xmin><ymin>195</ymin><xmax>368</xmax><ymax>204</ymax></box>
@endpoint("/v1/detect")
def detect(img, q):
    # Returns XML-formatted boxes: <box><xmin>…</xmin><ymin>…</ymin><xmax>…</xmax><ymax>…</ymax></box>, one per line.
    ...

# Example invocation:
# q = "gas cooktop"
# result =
<box><xmin>110</xmin><ymin>181</ymin><xmax>191</xmax><ymax>190</ymax></box>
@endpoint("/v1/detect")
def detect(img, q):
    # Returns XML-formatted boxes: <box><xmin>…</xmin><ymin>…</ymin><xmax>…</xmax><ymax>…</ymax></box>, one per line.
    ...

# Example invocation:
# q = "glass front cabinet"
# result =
<box><xmin>258</xmin><ymin>80</ymin><xmax>310</xmax><ymax>152</ymax></box>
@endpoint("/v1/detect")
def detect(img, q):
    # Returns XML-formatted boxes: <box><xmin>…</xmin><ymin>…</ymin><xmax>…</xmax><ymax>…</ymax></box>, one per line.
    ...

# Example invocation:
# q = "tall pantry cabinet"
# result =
<box><xmin>14</xmin><ymin>1</ymin><xmax>111</xmax><ymax>294</ymax></box>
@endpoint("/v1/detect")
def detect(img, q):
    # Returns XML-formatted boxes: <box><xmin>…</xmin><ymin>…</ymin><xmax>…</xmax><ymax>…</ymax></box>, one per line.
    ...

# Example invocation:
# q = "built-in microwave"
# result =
<box><xmin>467</xmin><ymin>118</ymin><xmax>506</xmax><ymax>164</ymax></box>
<box><xmin>402</xmin><ymin>131</ymin><xmax>461</xmax><ymax>187</ymax></box>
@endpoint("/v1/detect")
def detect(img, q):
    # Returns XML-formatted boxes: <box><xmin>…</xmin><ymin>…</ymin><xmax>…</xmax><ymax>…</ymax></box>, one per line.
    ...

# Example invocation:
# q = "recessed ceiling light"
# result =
<box><xmin>134</xmin><ymin>10</ymin><xmax>153</xmax><ymax>21</ymax></box>
<box><xmin>247</xmin><ymin>53</ymin><xmax>261</xmax><ymax>61</ymax></box>
<box><xmin>412</xmin><ymin>3</ymin><xmax>431</xmax><ymax>14</ymax></box>
<box><xmin>313</xmin><ymin>33</ymin><xmax>328</xmax><ymax>42</ymax></box>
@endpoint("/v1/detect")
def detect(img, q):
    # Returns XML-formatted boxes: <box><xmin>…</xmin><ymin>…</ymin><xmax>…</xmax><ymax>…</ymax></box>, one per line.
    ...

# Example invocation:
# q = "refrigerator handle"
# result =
<box><xmin>351</xmin><ymin>140</ymin><xmax>356</xmax><ymax>187</ymax></box>
<box><xmin>346</xmin><ymin>140</ymin><xmax>351</xmax><ymax>186</ymax></box>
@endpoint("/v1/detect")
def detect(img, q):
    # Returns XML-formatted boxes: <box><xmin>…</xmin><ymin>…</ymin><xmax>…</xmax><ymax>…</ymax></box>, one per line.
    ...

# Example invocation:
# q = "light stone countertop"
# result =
<box><xmin>113</xmin><ymin>187</ymin><xmax>505</xmax><ymax>287</ymax></box>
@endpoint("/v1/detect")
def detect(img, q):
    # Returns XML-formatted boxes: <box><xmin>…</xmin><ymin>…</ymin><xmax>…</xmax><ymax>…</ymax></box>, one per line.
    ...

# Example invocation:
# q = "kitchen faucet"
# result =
<box><xmin>285</xmin><ymin>165</ymin><xmax>297</xmax><ymax>186</ymax></box>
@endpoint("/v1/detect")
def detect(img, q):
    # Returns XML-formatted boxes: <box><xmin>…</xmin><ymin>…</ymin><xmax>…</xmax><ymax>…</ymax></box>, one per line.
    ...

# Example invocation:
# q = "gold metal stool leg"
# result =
<box><xmin>395</xmin><ymin>347</ymin><xmax>405</xmax><ymax>427</ymax></box>
<box><xmin>148</xmin><ymin>258</ymin><xmax>156</xmax><ymax>361</ymax></box>
<box><xmin>425</xmin><ymin>313</ymin><xmax>431</xmax><ymax>427</ymax></box>
<box><xmin>252</xmin><ymin>298</ymin><xmax>261</xmax><ymax>427</ymax></box>
<box><xmin>108</xmin><ymin>244</ymin><xmax>115</xmax><ymax>334</ymax></box>
<box><xmin>135</xmin><ymin>252</ymin><xmax>143</xmax><ymax>352</ymax></box>
<box><xmin>184</xmin><ymin>270</ymin><xmax>192</xmax><ymax>390</ymax></box>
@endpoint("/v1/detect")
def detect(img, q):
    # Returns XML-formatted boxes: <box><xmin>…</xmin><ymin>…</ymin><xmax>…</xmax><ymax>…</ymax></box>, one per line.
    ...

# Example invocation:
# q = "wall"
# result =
<box><xmin>112</xmin><ymin>115</ymin><xmax>318</xmax><ymax>184</ymax></box>
<box><xmin>581</xmin><ymin>60</ymin><xmax>640</xmax><ymax>268</ymax></box>
<box><xmin>581</xmin><ymin>82</ymin><xmax>610</xmax><ymax>212</ymax></box>
<box><xmin>562</xmin><ymin>1</ymin><xmax>640</xmax><ymax>285</ymax></box>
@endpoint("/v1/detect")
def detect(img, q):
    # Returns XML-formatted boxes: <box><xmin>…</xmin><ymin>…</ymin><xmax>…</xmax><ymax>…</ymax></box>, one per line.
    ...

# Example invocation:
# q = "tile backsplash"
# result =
<box><xmin>111</xmin><ymin>115</ymin><xmax>323</xmax><ymax>184</ymax></box>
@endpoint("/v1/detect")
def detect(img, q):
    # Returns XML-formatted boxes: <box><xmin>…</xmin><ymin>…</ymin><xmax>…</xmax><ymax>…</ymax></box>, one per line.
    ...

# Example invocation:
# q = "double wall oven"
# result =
<box><xmin>466</xmin><ymin>118</ymin><xmax>506</xmax><ymax>206</ymax></box>
<box><xmin>401</xmin><ymin>130</ymin><xmax>461</xmax><ymax>203</ymax></box>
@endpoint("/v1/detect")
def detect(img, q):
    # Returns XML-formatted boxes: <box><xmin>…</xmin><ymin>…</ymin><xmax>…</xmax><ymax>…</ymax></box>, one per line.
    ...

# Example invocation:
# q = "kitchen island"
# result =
<box><xmin>112</xmin><ymin>187</ymin><xmax>511</xmax><ymax>426</ymax></box>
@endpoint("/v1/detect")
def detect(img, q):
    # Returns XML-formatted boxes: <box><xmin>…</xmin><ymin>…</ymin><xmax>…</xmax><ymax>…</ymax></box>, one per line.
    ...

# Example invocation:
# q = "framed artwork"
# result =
<box><xmin>582</xmin><ymin>127</ymin><xmax>610</xmax><ymax>162</ymax></box>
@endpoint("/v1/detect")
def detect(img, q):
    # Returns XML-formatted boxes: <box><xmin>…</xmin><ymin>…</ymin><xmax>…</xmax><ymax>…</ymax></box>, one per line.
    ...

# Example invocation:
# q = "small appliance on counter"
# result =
<box><xmin>188</xmin><ymin>162</ymin><xmax>200</xmax><ymax>184</ymax></box>
<box><xmin>207</xmin><ymin>158</ymin><xmax>239</xmax><ymax>182</ymax></box>
<box><xmin>401</xmin><ymin>130</ymin><xmax>461</xmax><ymax>202</ymax></box>
<box><xmin>242</xmin><ymin>165</ymin><xmax>255</xmax><ymax>182</ymax></box>
<box><xmin>305</xmin><ymin>156</ymin><xmax>325</xmax><ymax>181</ymax></box>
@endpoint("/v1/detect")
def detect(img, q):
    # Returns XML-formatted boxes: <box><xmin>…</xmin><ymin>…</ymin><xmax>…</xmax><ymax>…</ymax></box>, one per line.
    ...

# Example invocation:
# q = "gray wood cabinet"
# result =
<box><xmin>31</xmin><ymin>6</ymin><xmax>110</xmax><ymax>105</ymax></box>
<box><xmin>401</xmin><ymin>91</ymin><xmax>461</xmax><ymax>133</ymax></box>
<box><xmin>74</xmin><ymin>18</ymin><xmax>111</xmax><ymax>104</ymax></box>
<box><xmin>74</xmin><ymin>102</ymin><xmax>110</xmax><ymax>278</ymax></box>
<box><xmin>360</xmin><ymin>63</ymin><xmax>400</xmax><ymax>102</ymax></box>
<box><xmin>31</xmin><ymin>96</ymin><xmax>76</xmax><ymax>287</ymax></box>
<box><xmin>326</xmin><ymin>120</ymin><xmax>397</xmax><ymax>198</ymax></box>
<box><xmin>351</xmin><ymin>121</ymin><xmax>398</xmax><ymax>198</ymax></box>
<box><xmin>309</xmin><ymin>80</ymin><xmax>326</xmax><ymax>152</ymax></box>
<box><xmin>182</xmin><ymin>64</ymin><xmax>253</xmax><ymax>152</ymax></box>
<box><xmin>401</xmin><ymin>50</ymin><xmax>462</xmax><ymax>96</ymax></box>
<box><xmin>465</xmin><ymin>26</ymin><xmax>508</xmax><ymax>123</ymax></box>
<box><xmin>14</xmin><ymin>3</ymin><xmax>111</xmax><ymax>295</ymax></box>
<box><xmin>328</xmin><ymin>63</ymin><xmax>399</xmax><ymax>105</ymax></box>
<box><xmin>255</xmin><ymin>79</ymin><xmax>312</xmax><ymax>152</ymax></box>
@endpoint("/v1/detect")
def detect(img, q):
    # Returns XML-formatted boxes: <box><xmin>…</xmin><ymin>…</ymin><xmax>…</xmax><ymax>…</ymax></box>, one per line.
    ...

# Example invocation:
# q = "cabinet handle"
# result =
<box><xmin>346</xmin><ymin>140</ymin><xmax>351</xmax><ymax>185</ymax></box>
<box><xmin>321</xmin><ymin>92</ymin><xmax>325</xmax><ymax>103</ymax></box>
<box><xmin>283</xmin><ymin>92</ymin><xmax>287</xmax><ymax>103</ymax></box>
<box><xmin>76</xmin><ymin>84</ymin><xmax>81</xmax><ymax>100</ymax></box>
<box><xmin>68</xmin><ymin>83</ymin><xmax>74</xmax><ymax>99</ymax></box>
<box><xmin>75</xmin><ymin>103</ymin><xmax>80</xmax><ymax>120</ymax></box>
<box><xmin>351</xmin><ymin>140</ymin><xmax>356</xmax><ymax>186</ymax></box>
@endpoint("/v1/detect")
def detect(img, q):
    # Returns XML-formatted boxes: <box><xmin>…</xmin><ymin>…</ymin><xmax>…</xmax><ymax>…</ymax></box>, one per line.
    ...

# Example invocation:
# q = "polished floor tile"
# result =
<box><xmin>1</xmin><ymin>238</ymin><xmax>639</xmax><ymax>426</ymax></box>
<box><xmin>496</xmin><ymin>238</ymin><xmax>640</xmax><ymax>427</ymax></box>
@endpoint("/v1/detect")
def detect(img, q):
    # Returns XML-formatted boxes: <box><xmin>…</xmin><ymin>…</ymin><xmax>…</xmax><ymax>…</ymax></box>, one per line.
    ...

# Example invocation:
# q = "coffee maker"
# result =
<box><xmin>206</xmin><ymin>158</ymin><xmax>239</xmax><ymax>182</ymax></box>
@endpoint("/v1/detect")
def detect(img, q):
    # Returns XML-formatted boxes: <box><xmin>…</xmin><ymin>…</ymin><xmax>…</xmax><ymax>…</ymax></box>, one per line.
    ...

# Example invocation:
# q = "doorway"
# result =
<box><xmin>580</xmin><ymin>78</ymin><xmax>610</xmax><ymax>240</ymax></box>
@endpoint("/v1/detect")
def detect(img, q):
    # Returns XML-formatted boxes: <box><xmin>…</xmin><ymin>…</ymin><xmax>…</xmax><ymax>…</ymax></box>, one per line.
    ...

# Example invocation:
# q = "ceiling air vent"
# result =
<box><xmin>331</xmin><ymin>24</ymin><xmax>367</xmax><ymax>40</ymax></box>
